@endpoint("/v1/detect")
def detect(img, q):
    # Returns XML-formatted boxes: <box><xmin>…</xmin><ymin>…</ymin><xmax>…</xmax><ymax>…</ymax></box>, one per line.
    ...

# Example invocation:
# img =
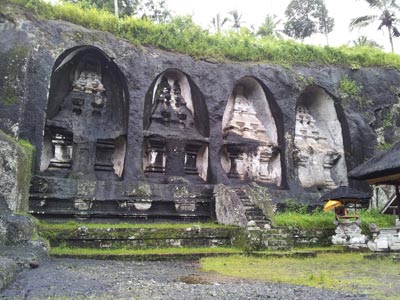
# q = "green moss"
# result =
<box><xmin>0</xmin><ymin>46</ymin><xmax>29</xmax><ymax>106</ymax></box>
<box><xmin>16</xmin><ymin>138</ymin><xmax>34</xmax><ymax>212</ymax></box>
<box><xmin>50</xmin><ymin>246</ymin><xmax>242</xmax><ymax>256</ymax></box>
<box><xmin>37</xmin><ymin>221</ymin><xmax>231</xmax><ymax>230</ymax></box>
<box><xmin>0</xmin><ymin>130</ymin><xmax>34</xmax><ymax>212</ymax></box>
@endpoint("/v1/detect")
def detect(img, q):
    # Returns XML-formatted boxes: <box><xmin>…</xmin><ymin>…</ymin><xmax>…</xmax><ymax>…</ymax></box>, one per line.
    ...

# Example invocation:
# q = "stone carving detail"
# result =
<box><xmin>223</xmin><ymin>84</ymin><xmax>280</xmax><ymax>184</ymax></box>
<box><xmin>293</xmin><ymin>105</ymin><xmax>341</xmax><ymax>189</ymax></box>
<box><xmin>41</xmin><ymin>51</ymin><xmax>128</xmax><ymax>180</ymax></box>
<box><xmin>150</xmin><ymin>78</ymin><xmax>194</xmax><ymax>129</ymax></box>
<box><xmin>144</xmin><ymin>140</ymin><xmax>166</xmax><ymax>174</ymax></box>
<box><xmin>48</xmin><ymin>132</ymin><xmax>73</xmax><ymax>169</ymax></box>
<box><xmin>144</xmin><ymin>70</ymin><xmax>209</xmax><ymax>182</ymax></box>
<box><xmin>332</xmin><ymin>220</ymin><xmax>368</xmax><ymax>249</ymax></box>
<box><xmin>367</xmin><ymin>220</ymin><xmax>400</xmax><ymax>251</ymax></box>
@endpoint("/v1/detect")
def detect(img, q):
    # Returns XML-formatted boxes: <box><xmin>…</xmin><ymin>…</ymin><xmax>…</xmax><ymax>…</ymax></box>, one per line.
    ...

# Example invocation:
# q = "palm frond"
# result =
<box><xmin>350</xmin><ymin>15</ymin><xmax>377</xmax><ymax>29</ymax></box>
<box><xmin>365</xmin><ymin>0</ymin><xmax>383</xmax><ymax>8</ymax></box>
<box><xmin>392</xmin><ymin>25</ymin><xmax>400</xmax><ymax>36</ymax></box>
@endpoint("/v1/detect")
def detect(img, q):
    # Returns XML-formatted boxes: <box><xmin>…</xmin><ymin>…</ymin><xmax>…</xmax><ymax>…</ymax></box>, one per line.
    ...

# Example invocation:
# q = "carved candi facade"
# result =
<box><xmin>294</xmin><ymin>86</ymin><xmax>348</xmax><ymax>190</ymax></box>
<box><xmin>28</xmin><ymin>45</ymin><xmax>353</xmax><ymax>222</ymax></box>
<box><xmin>40</xmin><ymin>46</ymin><xmax>129</xmax><ymax>180</ymax></box>
<box><xmin>221</xmin><ymin>77</ymin><xmax>282</xmax><ymax>185</ymax></box>
<box><xmin>143</xmin><ymin>69</ymin><xmax>209</xmax><ymax>183</ymax></box>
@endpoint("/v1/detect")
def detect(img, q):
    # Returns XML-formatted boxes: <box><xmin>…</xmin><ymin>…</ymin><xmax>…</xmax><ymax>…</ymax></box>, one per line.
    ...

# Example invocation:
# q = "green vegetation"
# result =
<box><xmin>275</xmin><ymin>208</ymin><xmax>396</xmax><ymax>231</ymax></box>
<box><xmin>338</xmin><ymin>74</ymin><xmax>363</xmax><ymax>102</ymax></box>
<box><xmin>38</xmin><ymin>221</ymin><xmax>231</xmax><ymax>230</ymax></box>
<box><xmin>3</xmin><ymin>0</ymin><xmax>400</xmax><ymax>67</ymax></box>
<box><xmin>17</xmin><ymin>138</ymin><xmax>35</xmax><ymax>212</ymax></box>
<box><xmin>50</xmin><ymin>246</ymin><xmax>241</xmax><ymax>256</ymax></box>
<box><xmin>275</xmin><ymin>210</ymin><xmax>335</xmax><ymax>229</ymax></box>
<box><xmin>200</xmin><ymin>253</ymin><xmax>400</xmax><ymax>299</ymax></box>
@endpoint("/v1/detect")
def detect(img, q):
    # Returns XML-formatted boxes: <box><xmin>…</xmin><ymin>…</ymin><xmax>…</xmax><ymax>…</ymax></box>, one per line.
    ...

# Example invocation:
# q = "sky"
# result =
<box><xmin>166</xmin><ymin>0</ymin><xmax>398</xmax><ymax>53</ymax></box>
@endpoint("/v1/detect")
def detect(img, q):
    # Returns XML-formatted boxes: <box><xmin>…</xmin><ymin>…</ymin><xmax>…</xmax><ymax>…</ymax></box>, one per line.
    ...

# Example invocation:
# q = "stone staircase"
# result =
<box><xmin>233</xmin><ymin>188</ymin><xmax>270</xmax><ymax>229</ymax></box>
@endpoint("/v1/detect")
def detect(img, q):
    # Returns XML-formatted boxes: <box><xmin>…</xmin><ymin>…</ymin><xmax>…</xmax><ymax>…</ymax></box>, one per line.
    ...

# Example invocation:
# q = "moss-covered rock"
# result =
<box><xmin>0</xmin><ymin>130</ymin><xmax>34</xmax><ymax>212</ymax></box>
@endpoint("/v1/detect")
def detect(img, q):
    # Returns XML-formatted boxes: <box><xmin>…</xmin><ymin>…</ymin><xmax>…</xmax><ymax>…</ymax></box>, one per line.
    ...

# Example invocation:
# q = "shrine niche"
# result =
<box><xmin>221</xmin><ymin>77</ymin><xmax>282</xmax><ymax>185</ymax></box>
<box><xmin>294</xmin><ymin>86</ymin><xmax>348</xmax><ymax>190</ymax></box>
<box><xmin>143</xmin><ymin>69</ymin><xmax>209</xmax><ymax>182</ymax></box>
<box><xmin>40</xmin><ymin>46</ymin><xmax>129</xmax><ymax>180</ymax></box>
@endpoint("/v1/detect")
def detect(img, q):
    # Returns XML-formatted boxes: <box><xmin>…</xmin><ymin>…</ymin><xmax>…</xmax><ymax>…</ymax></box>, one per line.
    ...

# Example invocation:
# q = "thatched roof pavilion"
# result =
<box><xmin>319</xmin><ymin>186</ymin><xmax>370</xmax><ymax>203</ymax></box>
<box><xmin>348</xmin><ymin>141</ymin><xmax>400</xmax><ymax>185</ymax></box>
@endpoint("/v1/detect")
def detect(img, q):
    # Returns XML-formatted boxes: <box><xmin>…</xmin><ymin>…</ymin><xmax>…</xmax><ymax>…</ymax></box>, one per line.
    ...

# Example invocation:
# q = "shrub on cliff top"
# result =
<box><xmin>4</xmin><ymin>0</ymin><xmax>400</xmax><ymax>68</ymax></box>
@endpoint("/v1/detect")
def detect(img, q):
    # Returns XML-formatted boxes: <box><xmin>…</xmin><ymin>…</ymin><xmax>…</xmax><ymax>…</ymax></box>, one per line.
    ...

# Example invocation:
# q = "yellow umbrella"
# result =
<box><xmin>323</xmin><ymin>200</ymin><xmax>342</xmax><ymax>212</ymax></box>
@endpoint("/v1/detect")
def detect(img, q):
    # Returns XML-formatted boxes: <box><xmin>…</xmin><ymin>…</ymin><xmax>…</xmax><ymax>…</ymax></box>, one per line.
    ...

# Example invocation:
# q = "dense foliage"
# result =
<box><xmin>4</xmin><ymin>0</ymin><xmax>400</xmax><ymax>68</ymax></box>
<box><xmin>284</xmin><ymin>0</ymin><xmax>334</xmax><ymax>42</ymax></box>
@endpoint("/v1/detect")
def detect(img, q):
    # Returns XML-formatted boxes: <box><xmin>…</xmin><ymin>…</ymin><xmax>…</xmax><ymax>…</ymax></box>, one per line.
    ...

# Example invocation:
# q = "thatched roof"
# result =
<box><xmin>319</xmin><ymin>186</ymin><xmax>370</xmax><ymax>203</ymax></box>
<box><xmin>348</xmin><ymin>141</ymin><xmax>400</xmax><ymax>183</ymax></box>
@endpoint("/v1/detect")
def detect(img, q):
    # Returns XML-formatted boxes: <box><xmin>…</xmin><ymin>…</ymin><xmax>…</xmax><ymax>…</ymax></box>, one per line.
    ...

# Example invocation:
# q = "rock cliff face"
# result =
<box><xmin>1</xmin><ymin>13</ymin><xmax>400</xmax><ymax>214</ymax></box>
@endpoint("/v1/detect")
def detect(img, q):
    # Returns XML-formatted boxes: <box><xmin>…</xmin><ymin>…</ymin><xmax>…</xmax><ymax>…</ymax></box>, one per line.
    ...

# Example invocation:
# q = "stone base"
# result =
<box><xmin>332</xmin><ymin>220</ymin><xmax>368</xmax><ymax>249</ymax></box>
<box><xmin>368</xmin><ymin>223</ymin><xmax>400</xmax><ymax>252</ymax></box>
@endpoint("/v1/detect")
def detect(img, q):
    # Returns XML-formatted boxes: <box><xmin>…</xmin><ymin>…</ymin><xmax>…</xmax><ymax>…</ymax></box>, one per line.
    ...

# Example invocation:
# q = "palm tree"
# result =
<box><xmin>257</xmin><ymin>14</ymin><xmax>282</xmax><ymax>38</ymax></box>
<box><xmin>228</xmin><ymin>9</ymin><xmax>244</xmax><ymax>32</ymax></box>
<box><xmin>352</xmin><ymin>35</ymin><xmax>383</xmax><ymax>48</ymax></box>
<box><xmin>211</xmin><ymin>13</ymin><xmax>228</xmax><ymax>33</ymax></box>
<box><xmin>350</xmin><ymin>0</ymin><xmax>400</xmax><ymax>52</ymax></box>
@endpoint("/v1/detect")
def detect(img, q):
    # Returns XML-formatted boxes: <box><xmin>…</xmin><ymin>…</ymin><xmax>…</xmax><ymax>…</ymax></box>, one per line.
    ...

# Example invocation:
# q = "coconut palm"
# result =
<box><xmin>352</xmin><ymin>35</ymin><xmax>383</xmax><ymax>48</ymax></box>
<box><xmin>257</xmin><ymin>14</ymin><xmax>282</xmax><ymax>38</ymax></box>
<box><xmin>228</xmin><ymin>9</ymin><xmax>244</xmax><ymax>32</ymax></box>
<box><xmin>350</xmin><ymin>0</ymin><xmax>400</xmax><ymax>52</ymax></box>
<box><xmin>211</xmin><ymin>13</ymin><xmax>228</xmax><ymax>33</ymax></box>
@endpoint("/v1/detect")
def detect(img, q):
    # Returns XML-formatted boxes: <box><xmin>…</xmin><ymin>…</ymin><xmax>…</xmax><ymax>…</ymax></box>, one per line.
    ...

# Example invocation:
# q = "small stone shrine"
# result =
<box><xmin>294</xmin><ymin>86</ymin><xmax>347</xmax><ymax>190</ymax></box>
<box><xmin>222</xmin><ymin>77</ymin><xmax>281</xmax><ymax>185</ymax></box>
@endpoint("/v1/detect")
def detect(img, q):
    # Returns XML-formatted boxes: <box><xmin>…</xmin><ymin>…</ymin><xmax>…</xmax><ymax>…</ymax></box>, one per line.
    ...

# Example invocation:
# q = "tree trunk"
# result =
<box><xmin>114</xmin><ymin>0</ymin><xmax>119</xmax><ymax>18</ymax></box>
<box><xmin>388</xmin><ymin>26</ymin><xmax>394</xmax><ymax>53</ymax></box>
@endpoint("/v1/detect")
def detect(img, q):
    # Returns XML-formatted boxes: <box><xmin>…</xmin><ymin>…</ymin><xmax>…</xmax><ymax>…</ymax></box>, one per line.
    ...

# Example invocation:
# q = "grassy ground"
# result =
<box><xmin>200</xmin><ymin>253</ymin><xmax>400</xmax><ymax>300</ymax></box>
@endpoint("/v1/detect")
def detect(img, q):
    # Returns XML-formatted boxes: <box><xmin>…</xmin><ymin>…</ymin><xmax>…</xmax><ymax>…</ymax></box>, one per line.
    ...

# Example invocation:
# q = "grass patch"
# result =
<box><xmin>3</xmin><ymin>0</ymin><xmax>400</xmax><ymax>68</ymax></box>
<box><xmin>200</xmin><ymin>253</ymin><xmax>400</xmax><ymax>300</ymax></box>
<box><xmin>274</xmin><ymin>209</ymin><xmax>397</xmax><ymax>231</ymax></box>
<box><xmin>274</xmin><ymin>210</ymin><xmax>335</xmax><ymax>229</ymax></box>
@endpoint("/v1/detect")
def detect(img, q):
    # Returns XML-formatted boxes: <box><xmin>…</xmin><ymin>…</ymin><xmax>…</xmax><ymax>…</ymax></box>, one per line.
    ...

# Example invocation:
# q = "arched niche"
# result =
<box><xmin>294</xmin><ymin>85</ymin><xmax>348</xmax><ymax>190</ymax></box>
<box><xmin>221</xmin><ymin>77</ymin><xmax>282</xmax><ymax>185</ymax></box>
<box><xmin>143</xmin><ymin>69</ymin><xmax>209</xmax><ymax>182</ymax></box>
<box><xmin>40</xmin><ymin>46</ymin><xmax>129</xmax><ymax>180</ymax></box>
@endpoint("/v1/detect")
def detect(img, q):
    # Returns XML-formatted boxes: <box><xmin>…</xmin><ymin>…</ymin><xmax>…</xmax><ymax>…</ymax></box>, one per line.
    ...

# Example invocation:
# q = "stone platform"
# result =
<box><xmin>29</xmin><ymin>176</ymin><xmax>213</xmax><ymax>221</ymax></box>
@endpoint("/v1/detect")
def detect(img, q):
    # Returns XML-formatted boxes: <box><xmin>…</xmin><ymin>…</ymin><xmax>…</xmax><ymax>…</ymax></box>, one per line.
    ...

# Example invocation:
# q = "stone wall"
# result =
<box><xmin>1</xmin><ymin>14</ymin><xmax>400</xmax><ymax>206</ymax></box>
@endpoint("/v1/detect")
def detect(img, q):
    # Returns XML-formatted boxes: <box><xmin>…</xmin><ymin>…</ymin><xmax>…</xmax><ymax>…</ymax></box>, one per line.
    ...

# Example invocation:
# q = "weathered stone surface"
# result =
<box><xmin>0</xmin><ymin>130</ymin><xmax>33</xmax><ymax>213</ymax></box>
<box><xmin>214</xmin><ymin>184</ymin><xmax>247</xmax><ymax>227</ymax></box>
<box><xmin>2</xmin><ymin>12</ymin><xmax>400</xmax><ymax>220</ymax></box>
<box><xmin>332</xmin><ymin>220</ymin><xmax>368</xmax><ymax>249</ymax></box>
<box><xmin>0</xmin><ymin>257</ymin><xmax>17</xmax><ymax>291</ymax></box>
<box><xmin>368</xmin><ymin>221</ymin><xmax>400</xmax><ymax>252</ymax></box>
